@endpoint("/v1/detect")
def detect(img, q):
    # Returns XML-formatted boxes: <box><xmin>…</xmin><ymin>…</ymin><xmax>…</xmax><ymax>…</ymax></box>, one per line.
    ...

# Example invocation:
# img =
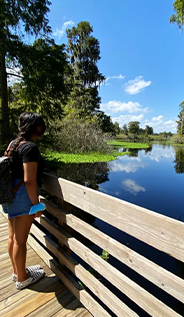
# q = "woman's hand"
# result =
<box><xmin>34</xmin><ymin>211</ymin><xmax>43</xmax><ymax>218</ymax></box>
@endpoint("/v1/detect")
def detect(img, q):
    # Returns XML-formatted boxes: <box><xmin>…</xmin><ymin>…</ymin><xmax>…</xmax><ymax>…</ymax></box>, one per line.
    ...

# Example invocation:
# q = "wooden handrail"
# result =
<box><xmin>26</xmin><ymin>172</ymin><xmax>184</xmax><ymax>317</ymax></box>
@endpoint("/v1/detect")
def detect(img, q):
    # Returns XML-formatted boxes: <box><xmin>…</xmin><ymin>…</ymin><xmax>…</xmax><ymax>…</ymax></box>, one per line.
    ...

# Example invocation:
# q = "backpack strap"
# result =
<box><xmin>5</xmin><ymin>140</ymin><xmax>31</xmax><ymax>192</ymax></box>
<box><xmin>12</xmin><ymin>179</ymin><xmax>24</xmax><ymax>193</ymax></box>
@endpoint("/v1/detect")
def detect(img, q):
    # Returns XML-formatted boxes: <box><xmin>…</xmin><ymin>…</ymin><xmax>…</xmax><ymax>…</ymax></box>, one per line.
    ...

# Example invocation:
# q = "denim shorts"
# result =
<box><xmin>2</xmin><ymin>179</ymin><xmax>41</xmax><ymax>218</ymax></box>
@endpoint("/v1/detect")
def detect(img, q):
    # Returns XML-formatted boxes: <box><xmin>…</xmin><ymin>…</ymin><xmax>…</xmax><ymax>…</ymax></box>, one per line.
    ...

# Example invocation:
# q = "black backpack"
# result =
<box><xmin>0</xmin><ymin>156</ymin><xmax>15</xmax><ymax>204</ymax></box>
<box><xmin>0</xmin><ymin>143</ymin><xmax>24</xmax><ymax>204</ymax></box>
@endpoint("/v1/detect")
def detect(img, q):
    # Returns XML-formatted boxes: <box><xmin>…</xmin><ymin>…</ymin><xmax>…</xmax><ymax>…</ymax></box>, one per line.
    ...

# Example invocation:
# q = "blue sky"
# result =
<box><xmin>48</xmin><ymin>0</ymin><xmax>184</xmax><ymax>133</ymax></box>
<box><xmin>10</xmin><ymin>0</ymin><xmax>184</xmax><ymax>133</ymax></box>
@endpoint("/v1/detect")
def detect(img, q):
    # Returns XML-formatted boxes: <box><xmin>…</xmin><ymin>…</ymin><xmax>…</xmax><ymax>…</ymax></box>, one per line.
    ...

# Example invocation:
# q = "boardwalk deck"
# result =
<box><xmin>0</xmin><ymin>212</ymin><xmax>91</xmax><ymax>317</ymax></box>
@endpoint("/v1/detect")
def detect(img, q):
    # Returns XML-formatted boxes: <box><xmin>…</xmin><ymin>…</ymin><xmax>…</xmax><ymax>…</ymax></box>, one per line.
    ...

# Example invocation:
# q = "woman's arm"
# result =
<box><xmin>23</xmin><ymin>161</ymin><xmax>39</xmax><ymax>205</ymax></box>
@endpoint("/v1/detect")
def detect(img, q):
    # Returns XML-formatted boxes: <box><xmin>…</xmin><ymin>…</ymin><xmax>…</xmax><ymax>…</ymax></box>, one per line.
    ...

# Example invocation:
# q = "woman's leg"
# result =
<box><xmin>8</xmin><ymin>217</ymin><xmax>16</xmax><ymax>274</ymax></box>
<box><xmin>13</xmin><ymin>214</ymin><xmax>34</xmax><ymax>282</ymax></box>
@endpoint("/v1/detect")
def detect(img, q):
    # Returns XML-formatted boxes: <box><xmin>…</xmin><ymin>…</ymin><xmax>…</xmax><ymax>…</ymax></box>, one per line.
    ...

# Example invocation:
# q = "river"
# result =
<box><xmin>49</xmin><ymin>143</ymin><xmax>184</xmax><ymax>316</ymax></box>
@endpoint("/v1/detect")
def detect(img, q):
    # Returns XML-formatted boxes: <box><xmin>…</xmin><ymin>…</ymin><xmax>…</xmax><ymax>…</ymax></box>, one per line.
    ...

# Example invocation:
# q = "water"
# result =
<box><xmin>49</xmin><ymin>143</ymin><xmax>184</xmax><ymax>316</ymax></box>
<box><xmin>99</xmin><ymin>144</ymin><xmax>184</xmax><ymax>221</ymax></box>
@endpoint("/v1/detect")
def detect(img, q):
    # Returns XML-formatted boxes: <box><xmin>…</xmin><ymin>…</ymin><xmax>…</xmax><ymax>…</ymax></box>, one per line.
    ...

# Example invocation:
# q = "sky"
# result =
<box><xmin>11</xmin><ymin>0</ymin><xmax>184</xmax><ymax>133</ymax></box>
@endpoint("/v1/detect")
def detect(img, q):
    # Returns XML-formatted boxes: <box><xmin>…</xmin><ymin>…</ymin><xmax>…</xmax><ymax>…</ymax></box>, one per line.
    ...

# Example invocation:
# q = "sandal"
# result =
<box><xmin>16</xmin><ymin>269</ymin><xmax>45</xmax><ymax>290</ymax></box>
<box><xmin>12</xmin><ymin>265</ymin><xmax>42</xmax><ymax>282</ymax></box>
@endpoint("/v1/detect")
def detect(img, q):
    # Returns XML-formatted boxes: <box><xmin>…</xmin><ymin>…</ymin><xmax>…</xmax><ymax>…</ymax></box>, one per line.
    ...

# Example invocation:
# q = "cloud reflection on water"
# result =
<box><xmin>122</xmin><ymin>179</ymin><xmax>146</xmax><ymax>195</ymax></box>
<box><xmin>109</xmin><ymin>157</ymin><xmax>145</xmax><ymax>173</ymax></box>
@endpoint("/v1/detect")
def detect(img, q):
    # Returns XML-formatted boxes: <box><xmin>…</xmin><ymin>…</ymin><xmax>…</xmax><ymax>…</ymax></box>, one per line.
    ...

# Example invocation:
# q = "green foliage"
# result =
<box><xmin>174</xmin><ymin>147</ymin><xmax>184</xmax><ymax>173</ymax></box>
<box><xmin>170</xmin><ymin>0</ymin><xmax>184</xmax><ymax>30</ymax></box>
<box><xmin>93</xmin><ymin>110</ymin><xmax>115</xmax><ymax>134</ymax></box>
<box><xmin>66</xmin><ymin>21</ymin><xmax>105</xmax><ymax>119</ymax></box>
<box><xmin>66</xmin><ymin>21</ymin><xmax>105</xmax><ymax>86</ymax></box>
<box><xmin>177</xmin><ymin>110</ymin><xmax>184</xmax><ymax>135</ymax></box>
<box><xmin>47</xmin><ymin>119</ymin><xmax>111</xmax><ymax>154</ymax></box>
<box><xmin>107</xmin><ymin>140</ymin><xmax>150</xmax><ymax>149</ymax></box>
<box><xmin>100</xmin><ymin>250</ymin><xmax>109</xmax><ymax>261</ymax></box>
<box><xmin>122</xmin><ymin>124</ymin><xmax>128</xmax><ymax>135</ymax></box>
<box><xmin>145</xmin><ymin>125</ymin><xmax>153</xmax><ymax>136</ymax></box>
<box><xmin>113</xmin><ymin>121</ymin><xmax>121</xmax><ymax>135</ymax></box>
<box><xmin>42</xmin><ymin>150</ymin><xmax>130</xmax><ymax>165</ymax></box>
<box><xmin>18</xmin><ymin>39</ymin><xmax>70</xmax><ymax>119</ymax></box>
<box><xmin>128</xmin><ymin>121</ymin><xmax>140</xmax><ymax>135</ymax></box>
<box><xmin>173</xmin><ymin>134</ymin><xmax>184</xmax><ymax>144</ymax></box>
<box><xmin>0</xmin><ymin>0</ymin><xmax>51</xmax><ymax>143</ymax></box>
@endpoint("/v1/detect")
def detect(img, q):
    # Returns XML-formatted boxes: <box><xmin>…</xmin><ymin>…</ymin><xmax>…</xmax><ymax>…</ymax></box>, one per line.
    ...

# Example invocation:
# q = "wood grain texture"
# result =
<box><xmin>31</xmin><ymin>224</ymin><xmax>138</xmax><ymax>317</ymax></box>
<box><xmin>39</xmin><ymin>196</ymin><xmax>184</xmax><ymax>304</ymax></box>
<box><xmin>0</xmin><ymin>210</ymin><xmax>90</xmax><ymax>317</ymax></box>
<box><xmin>36</xmin><ymin>215</ymin><xmax>182</xmax><ymax>317</ymax></box>
<box><xmin>42</xmin><ymin>173</ymin><xmax>184</xmax><ymax>262</ymax></box>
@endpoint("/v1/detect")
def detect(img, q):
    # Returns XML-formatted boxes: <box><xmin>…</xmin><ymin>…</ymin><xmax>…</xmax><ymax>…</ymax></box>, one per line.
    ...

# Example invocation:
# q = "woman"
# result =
<box><xmin>2</xmin><ymin>112</ymin><xmax>46</xmax><ymax>290</ymax></box>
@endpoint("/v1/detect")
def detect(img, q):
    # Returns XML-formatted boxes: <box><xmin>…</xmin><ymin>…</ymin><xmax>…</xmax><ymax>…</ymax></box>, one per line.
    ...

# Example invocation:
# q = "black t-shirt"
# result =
<box><xmin>11</xmin><ymin>141</ymin><xmax>44</xmax><ymax>187</ymax></box>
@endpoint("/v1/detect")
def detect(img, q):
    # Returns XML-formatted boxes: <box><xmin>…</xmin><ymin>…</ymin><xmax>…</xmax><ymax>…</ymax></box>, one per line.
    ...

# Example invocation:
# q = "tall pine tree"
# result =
<box><xmin>0</xmin><ymin>0</ymin><xmax>51</xmax><ymax>143</ymax></box>
<box><xmin>66</xmin><ymin>21</ymin><xmax>105</xmax><ymax>119</ymax></box>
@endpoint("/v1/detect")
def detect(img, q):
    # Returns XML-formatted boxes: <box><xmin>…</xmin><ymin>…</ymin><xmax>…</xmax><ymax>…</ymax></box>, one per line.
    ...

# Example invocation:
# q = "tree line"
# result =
<box><xmin>0</xmin><ymin>0</ymin><xmax>182</xmax><ymax>149</ymax></box>
<box><xmin>0</xmin><ymin>0</ymin><xmax>117</xmax><ymax>147</ymax></box>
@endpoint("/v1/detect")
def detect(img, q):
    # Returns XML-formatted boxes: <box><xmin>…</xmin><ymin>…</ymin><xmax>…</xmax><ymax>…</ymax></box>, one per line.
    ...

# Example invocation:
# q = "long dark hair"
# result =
<box><xmin>8</xmin><ymin>112</ymin><xmax>46</xmax><ymax>156</ymax></box>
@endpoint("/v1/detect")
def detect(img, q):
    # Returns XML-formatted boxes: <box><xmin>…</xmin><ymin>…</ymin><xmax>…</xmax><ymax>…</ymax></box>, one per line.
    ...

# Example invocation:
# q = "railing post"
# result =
<box><xmin>57</xmin><ymin>198</ymin><xmax>72</xmax><ymax>266</ymax></box>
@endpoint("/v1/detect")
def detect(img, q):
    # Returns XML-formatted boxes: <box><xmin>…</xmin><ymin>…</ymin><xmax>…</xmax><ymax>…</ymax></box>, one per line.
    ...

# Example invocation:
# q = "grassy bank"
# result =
<box><xmin>107</xmin><ymin>140</ymin><xmax>150</xmax><ymax>149</ymax></box>
<box><xmin>42</xmin><ymin>150</ymin><xmax>130</xmax><ymax>165</ymax></box>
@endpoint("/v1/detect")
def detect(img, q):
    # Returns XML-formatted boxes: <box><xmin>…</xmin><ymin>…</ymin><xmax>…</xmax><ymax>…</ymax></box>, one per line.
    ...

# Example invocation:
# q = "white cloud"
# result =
<box><xmin>53</xmin><ymin>20</ymin><xmax>74</xmax><ymax>39</ymax></box>
<box><xmin>143</xmin><ymin>116</ymin><xmax>177</xmax><ymax>133</ymax></box>
<box><xmin>111</xmin><ymin>114</ymin><xmax>144</xmax><ymax>126</ymax></box>
<box><xmin>122</xmin><ymin>179</ymin><xmax>146</xmax><ymax>195</ymax></box>
<box><xmin>125</xmin><ymin>76</ymin><xmax>151</xmax><ymax>95</ymax></box>
<box><xmin>105</xmin><ymin>74</ymin><xmax>125</xmax><ymax>82</ymax></box>
<box><xmin>100</xmin><ymin>100</ymin><xmax>148</xmax><ymax>114</ymax></box>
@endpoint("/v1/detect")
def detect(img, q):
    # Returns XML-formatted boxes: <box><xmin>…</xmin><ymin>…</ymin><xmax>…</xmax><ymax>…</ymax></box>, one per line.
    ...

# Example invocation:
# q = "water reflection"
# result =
<box><xmin>122</xmin><ymin>179</ymin><xmax>146</xmax><ymax>195</ymax></box>
<box><xmin>173</xmin><ymin>147</ymin><xmax>184</xmax><ymax>174</ymax></box>
<box><xmin>46</xmin><ymin>161</ymin><xmax>109</xmax><ymax>190</ymax></box>
<box><xmin>44</xmin><ymin>144</ymin><xmax>184</xmax><ymax>316</ymax></box>
<box><xmin>109</xmin><ymin>157</ymin><xmax>145</xmax><ymax>173</ymax></box>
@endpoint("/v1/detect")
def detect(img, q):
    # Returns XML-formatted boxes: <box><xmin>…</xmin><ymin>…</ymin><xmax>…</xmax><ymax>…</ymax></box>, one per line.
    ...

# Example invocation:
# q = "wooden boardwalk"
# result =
<box><xmin>0</xmin><ymin>212</ymin><xmax>91</xmax><ymax>317</ymax></box>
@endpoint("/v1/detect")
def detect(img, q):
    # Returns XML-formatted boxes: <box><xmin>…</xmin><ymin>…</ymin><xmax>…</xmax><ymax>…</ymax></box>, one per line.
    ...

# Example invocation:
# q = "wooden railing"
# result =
<box><xmin>28</xmin><ymin>173</ymin><xmax>184</xmax><ymax>317</ymax></box>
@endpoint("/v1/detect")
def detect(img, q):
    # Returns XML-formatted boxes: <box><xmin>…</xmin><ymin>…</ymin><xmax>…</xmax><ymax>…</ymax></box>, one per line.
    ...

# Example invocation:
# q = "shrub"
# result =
<box><xmin>46</xmin><ymin>119</ymin><xmax>111</xmax><ymax>153</ymax></box>
<box><xmin>172</xmin><ymin>135</ymin><xmax>184</xmax><ymax>144</ymax></box>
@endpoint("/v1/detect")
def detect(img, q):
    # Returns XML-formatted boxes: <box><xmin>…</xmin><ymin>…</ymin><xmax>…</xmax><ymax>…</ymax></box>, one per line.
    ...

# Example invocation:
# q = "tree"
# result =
<box><xmin>18</xmin><ymin>39</ymin><xmax>70</xmax><ymax>120</ymax></box>
<box><xmin>128</xmin><ymin>121</ymin><xmax>140</xmax><ymax>135</ymax></box>
<box><xmin>145</xmin><ymin>125</ymin><xmax>153</xmax><ymax>135</ymax></box>
<box><xmin>66</xmin><ymin>21</ymin><xmax>105</xmax><ymax>118</ymax></box>
<box><xmin>0</xmin><ymin>0</ymin><xmax>51</xmax><ymax>143</ymax></box>
<box><xmin>113</xmin><ymin>122</ymin><xmax>121</xmax><ymax>135</ymax></box>
<box><xmin>170</xmin><ymin>0</ymin><xmax>184</xmax><ymax>30</ymax></box>
<box><xmin>122</xmin><ymin>124</ymin><xmax>128</xmax><ymax>135</ymax></box>
<box><xmin>176</xmin><ymin>111</ymin><xmax>184</xmax><ymax>134</ymax></box>
<box><xmin>93</xmin><ymin>111</ymin><xmax>115</xmax><ymax>134</ymax></box>
<box><xmin>176</xmin><ymin>101</ymin><xmax>184</xmax><ymax>134</ymax></box>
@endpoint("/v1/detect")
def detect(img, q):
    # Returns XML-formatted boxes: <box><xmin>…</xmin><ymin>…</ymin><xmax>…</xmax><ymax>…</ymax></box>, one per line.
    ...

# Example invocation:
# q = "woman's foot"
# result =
<box><xmin>16</xmin><ymin>269</ymin><xmax>45</xmax><ymax>290</ymax></box>
<box><xmin>12</xmin><ymin>265</ymin><xmax>42</xmax><ymax>282</ymax></box>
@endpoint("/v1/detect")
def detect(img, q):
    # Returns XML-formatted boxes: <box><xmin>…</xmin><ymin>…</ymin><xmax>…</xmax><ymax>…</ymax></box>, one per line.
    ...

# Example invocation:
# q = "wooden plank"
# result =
<box><xmin>50</xmin><ymin>259</ymin><xmax>111</xmax><ymax>317</ymax></box>
<box><xmin>27</xmin><ymin>231</ymin><xmax>53</xmax><ymax>267</ymax></box>
<box><xmin>26</xmin><ymin>289</ymin><xmax>76</xmax><ymax>317</ymax></box>
<box><xmin>38</xmin><ymin>197</ymin><xmax>184</xmax><ymax>304</ymax></box>
<box><xmin>28</xmin><ymin>226</ymin><xmax>111</xmax><ymax>317</ymax></box>
<box><xmin>42</xmin><ymin>174</ymin><xmax>184</xmax><ymax>262</ymax></box>
<box><xmin>32</xmin><ymin>225</ymin><xmax>138</xmax><ymax>317</ymax></box>
<box><xmin>37</xmin><ymin>216</ymin><xmax>182</xmax><ymax>317</ymax></box>
<box><xmin>51</xmin><ymin>299</ymin><xmax>89</xmax><ymax>317</ymax></box>
<box><xmin>1</xmin><ymin>279</ymin><xmax>65</xmax><ymax>317</ymax></box>
<box><xmin>0</xmin><ymin>274</ymin><xmax>58</xmax><ymax>314</ymax></box>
